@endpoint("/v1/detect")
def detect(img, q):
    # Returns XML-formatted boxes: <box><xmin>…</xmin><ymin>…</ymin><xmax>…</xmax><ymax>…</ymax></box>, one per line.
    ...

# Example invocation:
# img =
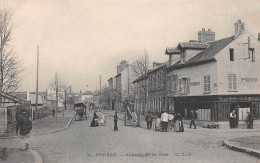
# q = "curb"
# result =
<box><xmin>29</xmin><ymin>149</ymin><xmax>43</xmax><ymax>163</ymax></box>
<box><xmin>223</xmin><ymin>139</ymin><xmax>260</xmax><ymax>158</ymax></box>
<box><xmin>0</xmin><ymin>115</ymin><xmax>75</xmax><ymax>139</ymax></box>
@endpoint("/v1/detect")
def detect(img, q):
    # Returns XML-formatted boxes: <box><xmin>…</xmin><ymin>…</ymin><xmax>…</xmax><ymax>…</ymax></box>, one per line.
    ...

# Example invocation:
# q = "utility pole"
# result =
<box><xmin>0</xmin><ymin>33</ymin><xmax>2</xmax><ymax>106</ymax></box>
<box><xmin>100</xmin><ymin>75</ymin><xmax>101</xmax><ymax>108</ymax></box>
<box><xmin>36</xmin><ymin>45</ymin><xmax>39</xmax><ymax>120</ymax></box>
<box><xmin>55</xmin><ymin>73</ymin><xmax>58</xmax><ymax>122</ymax></box>
<box><xmin>100</xmin><ymin>75</ymin><xmax>101</xmax><ymax>91</ymax></box>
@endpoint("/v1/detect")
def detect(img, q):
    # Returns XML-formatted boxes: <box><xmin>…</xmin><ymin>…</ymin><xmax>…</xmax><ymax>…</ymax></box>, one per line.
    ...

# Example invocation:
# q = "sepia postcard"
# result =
<box><xmin>0</xmin><ymin>0</ymin><xmax>259</xmax><ymax>162</ymax></box>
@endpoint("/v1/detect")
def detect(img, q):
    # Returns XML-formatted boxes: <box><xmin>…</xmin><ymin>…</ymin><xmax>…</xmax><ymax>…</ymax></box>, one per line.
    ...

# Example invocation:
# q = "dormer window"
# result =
<box><xmin>229</xmin><ymin>48</ymin><xmax>234</xmax><ymax>61</ymax></box>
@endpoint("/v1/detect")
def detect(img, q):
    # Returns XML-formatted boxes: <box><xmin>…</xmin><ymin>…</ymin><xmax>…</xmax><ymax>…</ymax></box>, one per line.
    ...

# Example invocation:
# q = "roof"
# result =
<box><xmin>165</xmin><ymin>47</ymin><xmax>181</xmax><ymax>54</ymax></box>
<box><xmin>169</xmin><ymin>36</ymin><xmax>234</xmax><ymax>69</ymax></box>
<box><xmin>133</xmin><ymin>61</ymin><xmax>169</xmax><ymax>83</ymax></box>
<box><xmin>132</xmin><ymin>73</ymin><xmax>147</xmax><ymax>83</ymax></box>
<box><xmin>148</xmin><ymin>61</ymin><xmax>169</xmax><ymax>75</ymax></box>
<box><xmin>178</xmin><ymin>42</ymin><xmax>208</xmax><ymax>50</ymax></box>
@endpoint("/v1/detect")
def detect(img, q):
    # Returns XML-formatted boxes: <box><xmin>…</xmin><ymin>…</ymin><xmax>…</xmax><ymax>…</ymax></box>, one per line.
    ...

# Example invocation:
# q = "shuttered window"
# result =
<box><xmin>228</xmin><ymin>74</ymin><xmax>237</xmax><ymax>91</ymax></box>
<box><xmin>204</xmin><ymin>75</ymin><xmax>211</xmax><ymax>93</ymax></box>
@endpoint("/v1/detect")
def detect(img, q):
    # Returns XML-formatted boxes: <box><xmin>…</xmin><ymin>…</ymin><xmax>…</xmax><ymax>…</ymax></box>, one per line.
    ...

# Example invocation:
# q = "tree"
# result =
<box><xmin>99</xmin><ymin>85</ymin><xmax>110</xmax><ymax>109</ymax></box>
<box><xmin>131</xmin><ymin>50</ymin><xmax>151</xmax><ymax>114</ymax></box>
<box><xmin>49</xmin><ymin>73</ymin><xmax>67</xmax><ymax>121</ymax></box>
<box><xmin>0</xmin><ymin>8</ymin><xmax>23</xmax><ymax>105</ymax></box>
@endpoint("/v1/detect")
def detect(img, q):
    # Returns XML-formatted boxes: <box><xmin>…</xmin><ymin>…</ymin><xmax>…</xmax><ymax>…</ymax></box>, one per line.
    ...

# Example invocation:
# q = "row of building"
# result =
<box><xmin>0</xmin><ymin>84</ymin><xmax>100</xmax><ymax>135</ymax></box>
<box><xmin>108</xmin><ymin>20</ymin><xmax>260</xmax><ymax>123</ymax></box>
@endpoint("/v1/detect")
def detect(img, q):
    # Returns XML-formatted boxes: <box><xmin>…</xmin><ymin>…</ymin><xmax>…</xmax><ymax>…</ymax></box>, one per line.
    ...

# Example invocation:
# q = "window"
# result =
<box><xmin>204</xmin><ymin>75</ymin><xmax>211</xmax><ymax>93</ymax></box>
<box><xmin>171</xmin><ymin>75</ymin><xmax>178</xmax><ymax>93</ymax></box>
<box><xmin>229</xmin><ymin>48</ymin><xmax>234</xmax><ymax>61</ymax></box>
<box><xmin>178</xmin><ymin>78</ymin><xmax>190</xmax><ymax>94</ymax></box>
<box><xmin>249</xmin><ymin>48</ymin><xmax>255</xmax><ymax>62</ymax></box>
<box><xmin>228</xmin><ymin>74</ymin><xmax>237</xmax><ymax>91</ymax></box>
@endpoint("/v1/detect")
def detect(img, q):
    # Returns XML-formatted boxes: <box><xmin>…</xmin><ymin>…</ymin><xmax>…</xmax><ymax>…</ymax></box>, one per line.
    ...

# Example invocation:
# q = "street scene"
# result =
<box><xmin>0</xmin><ymin>0</ymin><xmax>260</xmax><ymax>163</ymax></box>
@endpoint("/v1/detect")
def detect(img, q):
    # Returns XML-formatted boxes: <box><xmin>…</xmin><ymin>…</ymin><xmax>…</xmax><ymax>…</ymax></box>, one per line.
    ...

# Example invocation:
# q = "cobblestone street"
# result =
<box><xmin>1</xmin><ymin>110</ymin><xmax>258</xmax><ymax>163</ymax></box>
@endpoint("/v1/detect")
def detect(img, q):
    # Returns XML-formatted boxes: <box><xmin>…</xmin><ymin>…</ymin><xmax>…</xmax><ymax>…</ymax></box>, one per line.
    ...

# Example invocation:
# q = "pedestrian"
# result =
<box><xmin>16</xmin><ymin>110</ymin><xmax>32</xmax><ymax>151</ymax></box>
<box><xmin>161</xmin><ymin>110</ymin><xmax>169</xmax><ymax>132</ymax></box>
<box><xmin>229</xmin><ymin>110</ymin><xmax>236</xmax><ymax>129</ymax></box>
<box><xmin>145</xmin><ymin>111</ymin><xmax>153</xmax><ymax>130</ymax></box>
<box><xmin>52</xmin><ymin>107</ymin><xmax>55</xmax><ymax>117</ymax></box>
<box><xmin>174</xmin><ymin>113</ymin><xmax>184</xmax><ymax>132</ymax></box>
<box><xmin>114</xmin><ymin>111</ymin><xmax>119</xmax><ymax>131</ymax></box>
<box><xmin>189</xmin><ymin>110</ymin><xmax>197</xmax><ymax>129</ymax></box>
<box><xmin>246</xmin><ymin>112</ymin><xmax>253</xmax><ymax>129</ymax></box>
<box><xmin>90</xmin><ymin>110</ymin><xmax>99</xmax><ymax>127</ymax></box>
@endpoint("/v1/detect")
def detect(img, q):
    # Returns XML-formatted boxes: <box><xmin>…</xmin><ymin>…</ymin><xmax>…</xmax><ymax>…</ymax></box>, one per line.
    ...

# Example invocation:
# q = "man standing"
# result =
<box><xmin>189</xmin><ymin>111</ymin><xmax>197</xmax><ymax>129</ymax></box>
<box><xmin>230</xmin><ymin>110</ymin><xmax>236</xmax><ymax>129</ymax></box>
<box><xmin>16</xmin><ymin>110</ymin><xmax>32</xmax><ymax>151</ymax></box>
<box><xmin>52</xmin><ymin>107</ymin><xmax>55</xmax><ymax>117</ymax></box>
<box><xmin>145</xmin><ymin>111</ymin><xmax>153</xmax><ymax>130</ymax></box>
<box><xmin>161</xmin><ymin>111</ymin><xmax>169</xmax><ymax>132</ymax></box>
<box><xmin>114</xmin><ymin>111</ymin><xmax>119</xmax><ymax>131</ymax></box>
<box><xmin>246</xmin><ymin>112</ymin><xmax>253</xmax><ymax>129</ymax></box>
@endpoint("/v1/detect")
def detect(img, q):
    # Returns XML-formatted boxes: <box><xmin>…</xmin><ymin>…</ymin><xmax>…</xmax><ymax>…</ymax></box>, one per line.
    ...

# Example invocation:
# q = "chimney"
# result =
<box><xmin>258</xmin><ymin>33</ymin><xmax>260</xmax><ymax>41</ymax></box>
<box><xmin>117</xmin><ymin>65</ymin><xmax>121</xmax><ymax>74</ymax></box>
<box><xmin>234</xmin><ymin>19</ymin><xmax>244</xmax><ymax>38</ymax></box>
<box><xmin>198</xmin><ymin>28</ymin><xmax>215</xmax><ymax>43</ymax></box>
<box><xmin>120</xmin><ymin>60</ymin><xmax>128</xmax><ymax>71</ymax></box>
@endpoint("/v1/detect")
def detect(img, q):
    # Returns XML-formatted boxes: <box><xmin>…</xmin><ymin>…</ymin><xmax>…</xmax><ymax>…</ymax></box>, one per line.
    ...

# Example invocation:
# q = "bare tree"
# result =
<box><xmin>0</xmin><ymin>8</ymin><xmax>23</xmax><ymax>105</ymax></box>
<box><xmin>49</xmin><ymin>73</ymin><xmax>67</xmax><ymax>121</ymax></box>
<box><xmin>131</xmin><ymin>49</ymin><xmax>151</xmax><ymax>114</ymax></box>
<box><xmin>99</xmin><ymin>85</ymin><xmax>110</xmax><ymax>109</ymax></box>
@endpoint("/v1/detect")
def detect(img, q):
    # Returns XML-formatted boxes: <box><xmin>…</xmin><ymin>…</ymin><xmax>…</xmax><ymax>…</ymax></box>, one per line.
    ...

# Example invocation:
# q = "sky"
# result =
<box><xmin>0</xmin><ymin>0</ymin><xmax>259</xmax><ymax>93</ymax></box>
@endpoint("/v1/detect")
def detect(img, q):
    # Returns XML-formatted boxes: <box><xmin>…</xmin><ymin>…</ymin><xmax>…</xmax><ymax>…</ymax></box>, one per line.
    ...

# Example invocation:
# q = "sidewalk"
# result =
<box><xmin>224</xmin><ymin>136</ymin><xmax>260</xmax><ymax>158</ymax></box>
<box><xmin>0</xmin><ymin>148</ymin><xmax>35</xmax><ymax>163</ymax></box>
<box><xmin>0</xmin><ymin>109</ymin><xmax>74</xmax><ymax>163</ymax></box>
<box><xmin>1</xmin><ymin>109</ymin><xmax>74</xmax><ymax>138</ymax></box>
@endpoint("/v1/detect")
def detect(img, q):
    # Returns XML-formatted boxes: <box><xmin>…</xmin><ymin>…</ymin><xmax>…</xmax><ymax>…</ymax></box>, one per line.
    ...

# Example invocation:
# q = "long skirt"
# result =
<box><xmin>90</xmin><ymin>119</ymin><xmax>99</xmax><ymax>127</ymax></box>
<box><xmin>174</xmin><ymin>120</ymin><xmax>184</xmax><ymax>132</ymax></box>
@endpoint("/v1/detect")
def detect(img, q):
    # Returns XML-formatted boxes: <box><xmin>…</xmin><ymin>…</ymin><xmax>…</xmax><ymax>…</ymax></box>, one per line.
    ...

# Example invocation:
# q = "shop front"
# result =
<box><xmin>172</xmin><ymin>94</ymin><xmax>260</xmax><ymax>123</ymax></box>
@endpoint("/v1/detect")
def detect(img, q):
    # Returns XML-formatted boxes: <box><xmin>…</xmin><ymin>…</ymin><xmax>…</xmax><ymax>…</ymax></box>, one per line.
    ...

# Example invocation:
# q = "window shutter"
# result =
<box><xmin>204</xmin><ymin>76</ymin><xmax>207</xmax><ymax>92</ymax></box>
<box><xmin>178</xmin><ymin>79</ymin><xmax>182</xmax><ymax>93</ymax></box>
<box><xmin>233</xmin><ymin>74</ymin><xmax>237</xmax><ymax>90</ymax></box>
<box><xmin>187</xmin><ymin>78</ymin><xmax>190</xmax><ymax>94</ymax></box>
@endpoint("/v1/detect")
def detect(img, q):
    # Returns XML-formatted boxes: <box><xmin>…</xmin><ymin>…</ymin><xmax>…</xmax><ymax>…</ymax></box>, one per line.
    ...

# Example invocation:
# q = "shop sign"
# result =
<box><xmin>241</xmin><ymin>78</ymin><xmax>257</xmax><ymax>82</ymax></box>
<box><xmin>190</xmin><ymin>82</ymin><xmax>200</xmax><ymax>86</ymax></box>
<box><xmin>219</xmin><ymin>96</ymin><xmax>260</xmax><ymax>101</ymax></box>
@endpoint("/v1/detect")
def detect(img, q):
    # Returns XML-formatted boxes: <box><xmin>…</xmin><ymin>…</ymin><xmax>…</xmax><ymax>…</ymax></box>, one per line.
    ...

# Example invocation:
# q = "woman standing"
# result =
<box><xmin>174</xmin><ymin>113</ymin><xmax>184</xmax><ymax>132</ymax></box>
<box><xmin>90</xmin><ymin>110</ymin><xmax>99</xmax><ymax>127</ymax></box>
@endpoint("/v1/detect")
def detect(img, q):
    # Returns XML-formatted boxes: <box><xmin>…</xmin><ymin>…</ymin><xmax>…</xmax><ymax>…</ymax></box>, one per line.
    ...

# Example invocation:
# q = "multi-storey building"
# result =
<box><xmin>166</xmin><ymin>20</ymin><xmax>260</xmax><ymax>124</ymax></box>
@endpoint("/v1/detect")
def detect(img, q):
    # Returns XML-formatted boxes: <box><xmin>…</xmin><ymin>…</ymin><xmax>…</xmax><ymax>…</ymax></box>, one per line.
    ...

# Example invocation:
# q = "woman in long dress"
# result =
<box><xmin>90</xmin><ymin>110</ymin><xmax>99</xmax><ymax>127</ymax></box>
<box><xmin>174</xmin><ymin>113</ymin><xmax>184</xmax><ymax>132</ymax></box>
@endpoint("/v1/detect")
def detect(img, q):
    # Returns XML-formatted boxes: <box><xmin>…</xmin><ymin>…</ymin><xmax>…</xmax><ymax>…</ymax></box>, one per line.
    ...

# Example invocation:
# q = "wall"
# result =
<box><xmin>168</xmin><ymin>62</ymin><xmax>218</xmax><ymax>96</ymax></box>
<box><xmin>216</xmin><ymin>31</ymin><xmax>260</xmax><ymax>95</ymax></box>
<box><xmin>184</xmin><ymin>49</ymin><xmax>204</xmax><ymax>62</ymax></box>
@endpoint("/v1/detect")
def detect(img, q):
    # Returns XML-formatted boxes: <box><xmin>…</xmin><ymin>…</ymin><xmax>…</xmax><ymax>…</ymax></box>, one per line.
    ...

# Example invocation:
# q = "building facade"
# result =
<box><xmin>165</xmin><ymin>20</ymin><xmax>260</xmax><ymax>123</ymax></box>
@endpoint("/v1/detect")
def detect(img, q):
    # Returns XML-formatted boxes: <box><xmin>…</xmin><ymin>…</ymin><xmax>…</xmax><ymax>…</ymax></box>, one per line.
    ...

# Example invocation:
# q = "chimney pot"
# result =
<box><xmin>258</xmin><ymin>33</ymin><xmax>260</xmax><ymax>41</ymax></box>
<box><xmin>208</xmin><ymin>29</ymin><xmax>211</xmax><ymax>31</ymax></box>
<box><xmin>202</xmin><ymin>28</ymin><xmax>205</xmax><ymax>31</ymax></box>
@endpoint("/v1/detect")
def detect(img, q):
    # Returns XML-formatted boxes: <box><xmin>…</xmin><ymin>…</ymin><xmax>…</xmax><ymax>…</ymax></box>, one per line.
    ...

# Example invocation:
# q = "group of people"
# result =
<box><xmin>230</xmin><ymin>110</ymin><xmax>254</xmax><ymax>129</ymax></box>
<box><xmin>146</xmin><ymin>110</ymin><xmax>190</xmax><ymax>132</ymax></box>
<box><xmin>90</xmin><ymin>110</ymin><xmax>119</xmax><ymax>131</ymax></box>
